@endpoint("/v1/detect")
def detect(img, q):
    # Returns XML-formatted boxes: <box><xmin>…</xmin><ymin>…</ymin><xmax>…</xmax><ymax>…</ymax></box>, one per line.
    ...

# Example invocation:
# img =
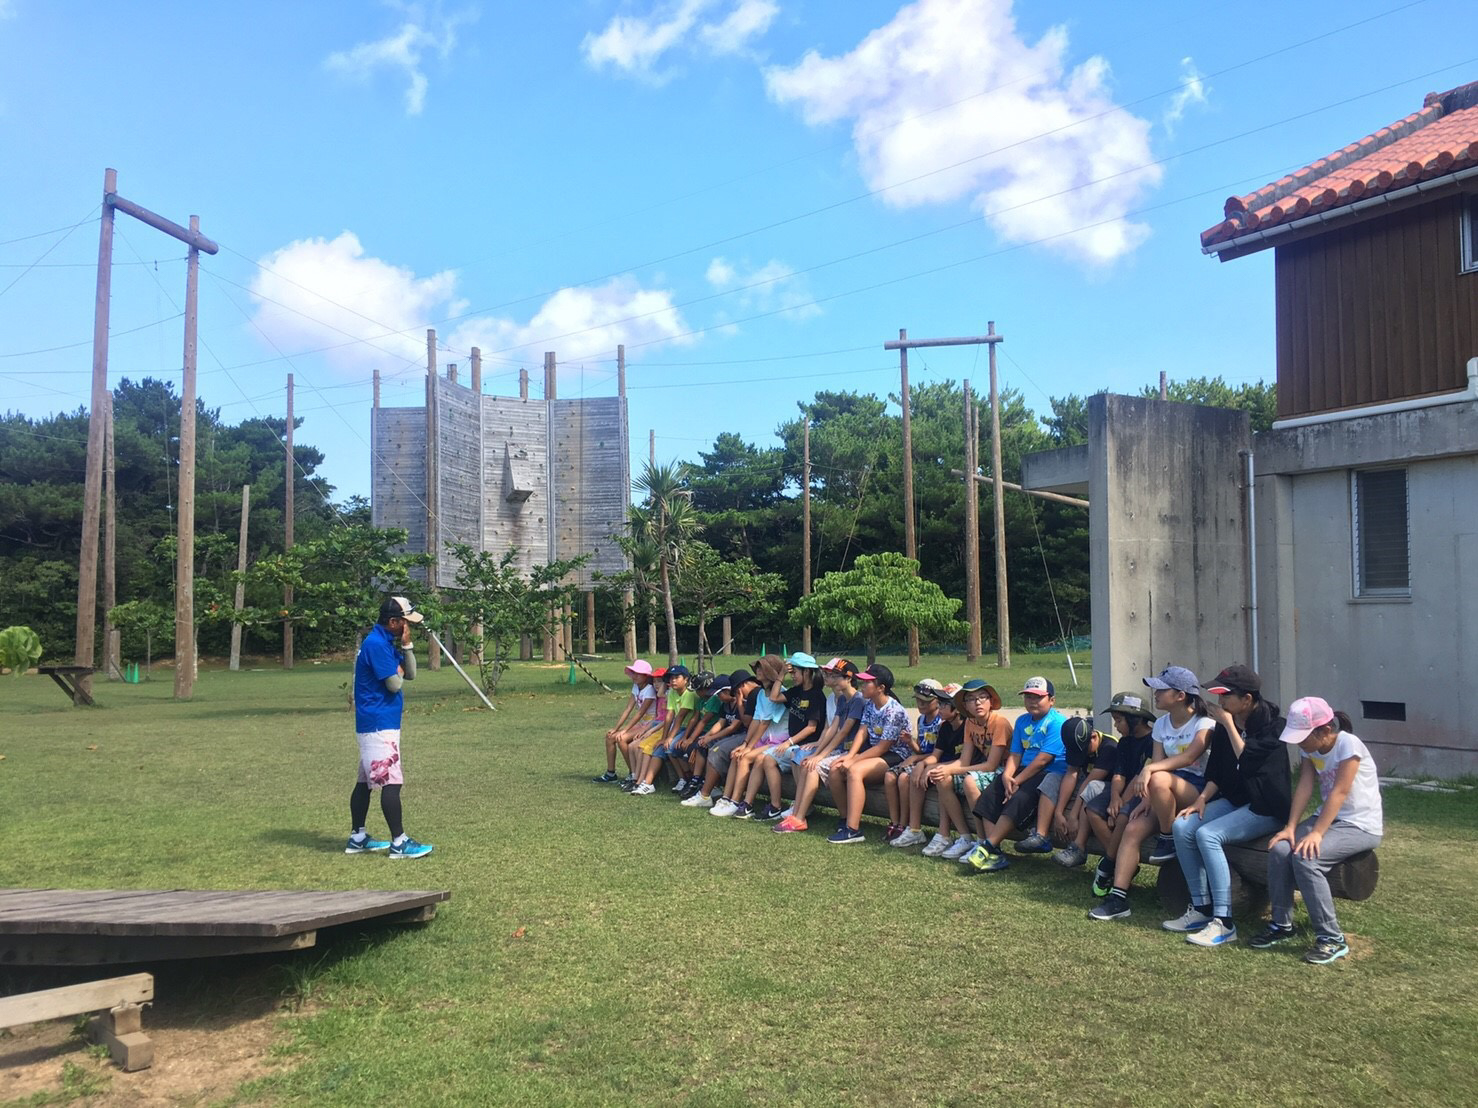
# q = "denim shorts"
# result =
<box><xmin>1173</xmin><ymin>768</ymin><xmax>1207</xmax><ymax>790</ymax></box>
<box><xmin>767</xmin><ymin>743</ymin><xmax>817</xmax><ymax>770</ymax></box>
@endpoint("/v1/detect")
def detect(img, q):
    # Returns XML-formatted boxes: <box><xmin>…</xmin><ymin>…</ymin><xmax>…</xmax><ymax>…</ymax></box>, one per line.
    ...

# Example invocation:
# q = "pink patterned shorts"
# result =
<box><xmin>355</xmin><ymin>729</ymin><xmax>403</xmax><ymax>788</ymax></box>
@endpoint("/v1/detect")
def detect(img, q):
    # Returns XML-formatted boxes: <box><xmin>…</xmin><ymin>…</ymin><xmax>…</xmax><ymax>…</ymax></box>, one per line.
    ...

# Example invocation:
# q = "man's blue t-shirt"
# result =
<box><xmin>354</xmin><ymin>623</ymin><xmax>405</xmax><ymax>733</ymax></box>
<box><xmin>1011</xmin><ymin>707</ymin><xmax>1068</xmax><ymax>776</ymax></box>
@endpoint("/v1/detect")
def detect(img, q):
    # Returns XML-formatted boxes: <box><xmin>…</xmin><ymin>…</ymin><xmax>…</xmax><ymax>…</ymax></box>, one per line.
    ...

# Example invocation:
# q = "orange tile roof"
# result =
<box><xmin>1201</xmin><ymin>80</ymin><xmax>1478</xmax><ymax>253</ymax></box>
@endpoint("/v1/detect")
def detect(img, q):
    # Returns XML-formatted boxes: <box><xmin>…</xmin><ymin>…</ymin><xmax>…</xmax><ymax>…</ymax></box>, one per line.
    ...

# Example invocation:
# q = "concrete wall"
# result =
<box><xmin>1254</xmin><ymin>401</ymin><xmax>1478</xmax><ymax>777</ymax></box>
<box><xmin>1086</xmin><ymin>394</ymin><xmax>1253</xmax><ymax>722</ymax></box>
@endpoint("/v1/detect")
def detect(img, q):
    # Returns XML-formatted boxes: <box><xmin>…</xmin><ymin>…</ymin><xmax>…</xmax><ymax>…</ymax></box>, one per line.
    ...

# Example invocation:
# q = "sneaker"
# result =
<box><xmin>1016</xmin><ymin>831</ymin><xmax>1053</xmax><ymax>854</ymax></box>
<box><xmin>1248</xmin><ymin>923</ymin><xmax>1298</xmax><ymax>950</ymax></box>
<box><xmin>709</xmin><ymin>798</ymin><xmax>737</xmax><ymax>817</ymax></box>
<box><xmin>1186</xmin><ymin>919</ymin><xmax>1238</xmax><ymax>947</ymax></box>
<box><xmin>892</xmin><ymin>828</ymin><xmax>928</xmax><ymax>848</ymax></box>
<box><xmin>1147</xmin><ymin>834</ymin><xmax>1178</xmax><ymax>864</ymax></box>
<box><xmin>883</xmin><ymin>823</ymin><xmax>903</xmax><ymax>843</ymax></box>
<box><xmin>967</xmin><ymin>843</ymin><xmax>1010</xmax><ymax>872</ymax></box>
<box><xmin>593</xmin><ymin>770</ymin><xmax>620</xmax><ymax>784</ymax></box>
<box><xmin>344</xmin><ymin>833</ymin><xmax>390</xmax><ymax>854</ymax></box>
<box><xmin>681</xmin><ymin>792</ymin><xmax>714</xmax><ymax>808</ymax></box>
<box><xmin>732</xmin><ymin>802</ymin><xmax>753</xmax><ymax>820</ymax></box>
<box><xmin>670</xmin><ymin>777</ymin><xmax>688</xmax><ymax>792</ymax></box>
<box><xmin>631</xmin><ymin>782</ymin><xmax>656</xmax><ymax>796</ymax></box>
<box><xmin>1091</xmin><ymin>858</ymin><xmax>1116</xmax><ymax>898</ymax></box>
<box><xmin>827</xmin><ymin>826</ymin><xmax>864</xmax><ymax>845</ymax></box>
<box><xmin>388</xmin><ymin>836</ymin><xmax>433</xmax><ymax>859</ymax></box>
<box><xmin>1053</xmin><ymin>844</ymin><xmax>1087</xmax><ymax>868</ymax></box>
<box><xmin>757</xmin><ymin>804</ymin><xmax>786</xmax><ymax>821</ymax></box>
<box><xmin>1303</xmin><ymin>937</ymin><xmax>1350</xmax><ymax>965</ymax></box>
<box><xmin>1162</xmin><ymin>906</ymin><xmax>1212</xmax><ymax>933</ymax></box>
<box><xmin>619</xmin><ymin>779</ymin><xmax>637</xmax><ymax>793</ymax></box>
<box><xmin>942</xmin><ymin>837</ymin><xmax>975</xmax><ymax>860</ymax></box>
<box><xmin>779</xmin><ymin>807</ymin><xmax>795</xmax><ymax>820</ymax></box>
<box><xmin>921</xmin><ymin>833</ymin><xmax>952</xmax><ymax>857</ymax></box>
<box><xmin>1088</xmin><ymin>895</ymin><xmax>1130</xmax><ymax>921</ymax></box>
<box><xmin>773</xmin><ymin>816</ymin><xmax>808</xmax><ymax>834</ymax></box>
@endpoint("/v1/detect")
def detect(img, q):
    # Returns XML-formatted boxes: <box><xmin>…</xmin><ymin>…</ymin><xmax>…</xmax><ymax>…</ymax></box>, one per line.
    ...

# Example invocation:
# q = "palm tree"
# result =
<box><xmin>631</xmin><ymin>460</ymin><xmax>697</xmax><ymax>666</ymax></box>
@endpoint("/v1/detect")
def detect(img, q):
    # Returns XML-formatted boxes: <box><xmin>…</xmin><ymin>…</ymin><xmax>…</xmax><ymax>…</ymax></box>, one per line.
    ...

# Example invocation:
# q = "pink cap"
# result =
<box><xmin>1280</xmin><ymin>696</ymin><xmax>1335</xmax><ymax>744</ymax></box>
<box><xmin>625</xmin><ymin>660</ymin><xmax>653</xmax><ymax>677</ymax></box>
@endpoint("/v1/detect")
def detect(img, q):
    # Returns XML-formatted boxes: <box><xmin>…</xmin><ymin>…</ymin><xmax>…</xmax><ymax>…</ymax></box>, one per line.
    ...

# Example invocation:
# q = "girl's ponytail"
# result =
<box><xmin>1333</xmin><ymin>709</ymin><xmax>1353</xmax><ymax>733</ymax></box>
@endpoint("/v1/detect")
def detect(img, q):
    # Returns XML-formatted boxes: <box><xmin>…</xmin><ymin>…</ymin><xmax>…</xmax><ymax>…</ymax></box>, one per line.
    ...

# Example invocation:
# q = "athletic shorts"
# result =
<box><xmin>953</xmin><ymin>769</ymin><xmax>998</xmax><ymax>796</ymax></box>
<box><xmin>1077</xmin><ymin>779</ymin><xmax>1109</xmax><ymax>811</ymax></box>
<box><xmin>1036</xmin><ymin>771</ymin><xmax>1067</xmax><ymax>804</ymax></box>
<box><xmin>768</xmin><ymin>742</ymin><xmax>818</xmax><ymax>770</ymax></box>
<box><xmin>356</xmin><ymin>729</ymin><xmax>403</xmax><ymax>788</ymax></box>
<box><xmin>754</xmin><ymin>726</ymin><xmax>789</xmax><ymax>749</ymax></box>
<box><xmin>815</xmin><ymin>750</ymin><xmax>850</xmax><ymax>783</ymax></box>
<box><xmin>639</xmin><ymin>730</ymin><xmax>667</xmax><ymax>756</ymax></box>
<box><xmin>707</xmin><ymin>735</ymin><xmax>747</xmax><ymax>777</ymax></box>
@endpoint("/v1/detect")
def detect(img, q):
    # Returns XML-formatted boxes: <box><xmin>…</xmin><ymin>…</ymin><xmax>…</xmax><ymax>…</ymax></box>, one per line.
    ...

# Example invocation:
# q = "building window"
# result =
<box><xmin>1352</xmin><ymin>468</ymin><xmax>1410</xmax><ymax>596</ymax></box>
<box><xmin>1464</xmin><ymin>193</ymin><xmax>1478</xmax><ymax>274</ymax></box>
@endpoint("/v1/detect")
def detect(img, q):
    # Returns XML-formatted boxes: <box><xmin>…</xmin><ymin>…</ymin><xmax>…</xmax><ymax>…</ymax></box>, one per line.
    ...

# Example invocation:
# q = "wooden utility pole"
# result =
<box><xmin>986</xmin><ymin>321</ymin><xmax>1010</xmax><ymax>667</ymax></box>
<box><xmin>229</xmin><ymin>485</ymin><xmax>250</xmax><ymax>671</ymax></box>
<box><xmin>1159</xmin><ymin>370</ymin><xmax>1169</xmax><ymax>401</ymax></box>
<box><xmin>103</xmin><ymin>396</ymin><xmax>120</xmax><ymax>680</ymax></box>
<box><xmin>884</xmin><ymin>324</ymin><xmax>1008</xmax><ymax>667</ymax></box>
<box><xmin>618</xmin><ymin>345</ymin><xmax>637</xmax><ymax>663</ymax></box>
<box><xmin>470</xmin><ymin>347</ymin><xmax>482</xmax><ymax>395</ymax></box>
<box><xmin>963</xmin><ymin>381</ymin><xmax>981</xmax><ymax>662</ymax></box>
<box><xmin>721</xmin><ymin>615</ymin><xmax>732</xmax><ymax>656</ymax></box>
<box><xmin>519</xmin><ymin>368</ymin><xmax>529</xmax><ymax>400</ymax></box>
<box><xmin>646</xmin><ymin>428</ymin><xmax>657</xmax><ymax>655</ymax></box>
<box><xmin>586</xmin><ymin>591</ymin><xmax>597</xmax><ymax>654</ymax></box>
<box><xmin>282</xmin><ymin>373</ymin><xmax>294</xmax><ymax>670</ymax></box>
<box><xmin>372</xmin><ymin>368</ymin><xmax>380</xmax><ymax>409</ymax></box>
<box><xmin>802</xmin><ymin>417</ymin><xmax>812</xmax><ymax>654</ymax></box>
<box><xmin>74</xmin><ymin>168</ymin><xmax>117</xmax><ymax>703</ymax></box>
<box><xmin>425</xmin><ymin>329</ymin><xmax>441</xmax><ymax>670</ymax></box>
<box><xmin>897</xmin><ymin>329</ymin><xmax>920</xmax><ymax>668</ymax></box>
<box><xmin>172</xmin><ymin>215</ymin><xmax>202</xmax><ymax>699</ymax></box>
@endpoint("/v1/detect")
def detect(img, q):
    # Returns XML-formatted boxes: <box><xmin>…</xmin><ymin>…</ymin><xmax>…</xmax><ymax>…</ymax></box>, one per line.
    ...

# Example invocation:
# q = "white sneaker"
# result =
<box><xmin>670</xmin><ymin>777</ymin><xmax>687</xmax><ymax>792</ymax></box>
<box><xmin>921</xmin><ymin>833</ymin><xmax>952</xmax><ymax>857</ymax></box>
<box><xmin>709</xmin><ymin>798</ymin><xmax>737</xmax><ymax>817</ymax></box>
<box><xmin>1185</xmin><ymin>918</ymin><xmax>1238</xmax><ymax>947</ymax></box>
<box><xmin>943</xmin><ymin>837</ymin><xmax>975</xmax><ymax>860</ymax></box>
<box><xmin>631</xmin><ymin>782</ymin><xmax>656</xmax><ymax>796</ymax></box>
<box><xmin>892</xmin><ymin>828</ymin><xmax>927</xmax><ymax>848</ymax></box>
<box><xmin>1162</xmin><ymin>906</ymin><xmax>1212</xmax><ymax>933</ymax></box>
<box><xmin>779</xmin><ymin>807</ymin><xmax>795</xmax><ymax>819</ymax></box>
<box><xmin>681</xmin><ymin>792</ymin><xmax>714</xmax><ymax>808</ymax></box>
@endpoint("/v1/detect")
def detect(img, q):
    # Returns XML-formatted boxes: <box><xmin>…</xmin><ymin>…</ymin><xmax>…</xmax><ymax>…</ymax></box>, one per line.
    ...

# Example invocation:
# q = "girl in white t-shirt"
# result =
<box><xmin>1090</xmin><ymin>665</ymin><xmax>1214</xmax><ymax>922</ymax></box>
<box><xmin>597</xmin><ymin>662</ymin><xmax>657</xmax><ymax>783</ymax></box>
<box><xmin>1254</xmin><ymin>697</ymin><xmax>1383</xmax><ymax>965</ymax></box>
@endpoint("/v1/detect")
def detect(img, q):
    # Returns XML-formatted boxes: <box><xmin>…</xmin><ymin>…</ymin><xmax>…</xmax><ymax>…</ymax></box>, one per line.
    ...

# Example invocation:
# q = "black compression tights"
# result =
<box><xmin>350</xmin><ymin>782</ymin><xmax>405</xmax><ymax>840</ymax></box>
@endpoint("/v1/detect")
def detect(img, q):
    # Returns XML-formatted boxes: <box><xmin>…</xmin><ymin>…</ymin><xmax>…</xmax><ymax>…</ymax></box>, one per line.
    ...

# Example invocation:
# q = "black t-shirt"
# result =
<box><xmin>740</xmin><ymin>686</ymin><xmax>761</xmax><ymax>721</ymax></box>
<box><xmin>1065</xmin><ymin>732</ymin><xmax>1117</xmax><ymax>774</ymax></box>
<box><xmin>1112</xmin><ymin>731</ymin><xmax>1154</xmax><ymax>779</ymax></box>
<box><xmin>783</xmin><ymin>683</ymin><xmax>826</xmax><ymax>739</ymax></box>
<box><xmin>933</xmin><ymin>718</ymin><xmax>965</xmax><ymax>762</ymax></box>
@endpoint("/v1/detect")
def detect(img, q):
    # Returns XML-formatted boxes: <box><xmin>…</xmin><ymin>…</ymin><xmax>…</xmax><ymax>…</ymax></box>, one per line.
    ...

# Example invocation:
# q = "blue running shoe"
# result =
<box><xmin>345</xmin><ymin>834</ymin><xmax>390</xmax><ymax>854</ymax></box>
<box><xmin>827</xmin><ymin>826</ymin><xmax>864</xmax><ymax>845</ymax></box>
<box><xmin>389</xmin><ymin>837</ymin><xmax>434</xmax><ymax>859</ymax></box>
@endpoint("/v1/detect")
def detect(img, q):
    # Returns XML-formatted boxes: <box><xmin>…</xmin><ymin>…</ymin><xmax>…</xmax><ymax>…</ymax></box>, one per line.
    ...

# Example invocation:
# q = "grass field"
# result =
<box><xmin>4</xmin><ymin>651</ymin><xmax>1477</xmax><ymax>1106</ymax></box>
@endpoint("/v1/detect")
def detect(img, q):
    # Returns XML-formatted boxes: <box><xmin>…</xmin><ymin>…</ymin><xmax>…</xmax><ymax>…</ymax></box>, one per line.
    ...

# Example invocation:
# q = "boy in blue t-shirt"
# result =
<box><xmin>966</xmin><ymin>676</ymin><xmax>1066</xmax><ymax>872</ymax></box>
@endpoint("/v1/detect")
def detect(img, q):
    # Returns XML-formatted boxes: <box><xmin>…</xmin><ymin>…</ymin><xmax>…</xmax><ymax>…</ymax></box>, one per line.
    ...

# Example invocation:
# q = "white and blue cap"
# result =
<box><xmin>1144</xmin><ymin>665</ymin><xmax>1202</xmax><ymax>696</ymax></box>
<box><xmin>786</xmin><ymin>651</ymin><xmax>819</xmax><ymax>669</ymax></box>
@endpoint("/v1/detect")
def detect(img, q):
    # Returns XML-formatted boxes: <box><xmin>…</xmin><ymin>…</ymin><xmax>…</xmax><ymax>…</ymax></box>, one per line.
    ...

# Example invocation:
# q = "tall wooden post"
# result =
<box><xmin>721</xmin><ymin>615</ymin><xmax>732</xmax><ymax>655</ymax></box>
<box><xmin>964</xmin><ymin>381</ymin><xmax>981</xmax><ymax>661</ymax></box>
<box><xmin>372</xmin><ymin>368</ymin><xmax>381</xmax><ymax>409</ymax></box>
<box><xmin>585</xmin><ymin>591</ymin><xmax>597</xmax><ymax>654</ymax></box>
<box><xmin>75</xmin><ymin>168</ymin><xmax>116</xmax><ymax>701</ymax></box>
<box><xmin>543</xmin><ymin>606</ymin><xmax>555</xmax><ymax>662</ymax></box>
<box><xmin>899</xmin><ymin>329</ymin><xmax>920</xmax><ymax>668</ymax></box>
<box><xmin>802</xmin><ymin>416</ymin><xmax>812</xmax><ymax>654</ymax></box>
<box><xmin>563</xmin><ymin>601</ymin><xmax>575</xmax><ymax>657</ymax></box>
<box><xmin>282</xmin><ymin>373</ymin><xmax>294</xmax><ymax>670</ymax></box>
<box><xmin>470</xmin><ymin>347</ymin><xmax>482</xmax><ymax>395</ymax></box>
<box><xmin>229</xmin><ymin>484</ymin><xmax>250</xmax><ymax>671</ymax></box>
<box><xmin>988</xmin><ymin>321</ymin><xmax>1010</xmax><ymax>668</ymax></box>
<box><xmin>425</xmin><ymin>329</ymin><xmax>441</xmax><ymax>670</ymax></box>
<box><xmin>619</xmin><ymin>344</ymin><xmax>638</xmax><ymax>663</ymax></box>
<box><xmin>173</xmin><ymin>215</ymin><xmax>200</xmax><ymax>700</ymax></box>
<box><xmin>519</xmin><ymin>368</ymin><xmax>529</xmax><ymax>400</ymax></box>
<box><xmin>1159</xmin><ymin>370</ymin><xmax>1169</xmax><ymax>401</ymax></box>
<box><xmin>646</xmin><ymin>429</ymin><xmax>657</xmax><ymax>656</ymax></box>
<box><xmin>103</xmin><ymin>396</ymin><xmax>120</xmax><ymax>680</ymax></box>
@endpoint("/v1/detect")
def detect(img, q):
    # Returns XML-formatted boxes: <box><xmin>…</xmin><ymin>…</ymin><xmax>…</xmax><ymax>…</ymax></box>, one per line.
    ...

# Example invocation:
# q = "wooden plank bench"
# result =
<box><xmin>768</xmin><ymin>775</ymin><xmax>1378</xmax><ymax>914</ymax></box>
<box><xmin>0</xmin><ymin>973</ymin><xmax>153</xmax><ymax>1071</ymax></box>
<box><xmin>36</xmin><ymin>666</ymin><xmax>95</xmax><ymax>707</ymax></box>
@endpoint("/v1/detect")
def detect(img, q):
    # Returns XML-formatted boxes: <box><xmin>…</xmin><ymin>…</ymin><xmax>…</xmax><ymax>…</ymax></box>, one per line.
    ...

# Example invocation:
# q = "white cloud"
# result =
<box><xmin>324</xmin><ymin>2</ymin><xmax>472</xmax><ymax>115</ymax></box>
<box><xmin>1163</xmin><ymin>56</ymin><xmax>1209</xmax><ymax>135</ymax></box>
<box><xmin>764</xmin><ymin>0</ymin><xmax>1162</xmax><ymax>265</ymax></box>
<box><xmin>705</xmin><ymin>255</ymin><xmax>820</xmax><ymax>322</ymax></box>
<box><xmin>582</xmin><ymin>0</ymin><xmax>777</xmax><ymax>80</ymax></box>
<box><xmin>248</xmin><ymin>232</ymin><xmax>691</xmax><ymax>375</ymax></box>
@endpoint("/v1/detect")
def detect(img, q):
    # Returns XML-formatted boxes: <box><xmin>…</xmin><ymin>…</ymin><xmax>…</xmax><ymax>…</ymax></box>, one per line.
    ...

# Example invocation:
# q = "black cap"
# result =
<box><xmin>1205</xmin><ymin>664</ymin><xmax>1261</xmax><ymax>695</ymax></box>
<box><xmin>857</xmin><ymin>663</ymin><xmax>895</xmax><ymax>691</ymax></box>
<box><xmin>1060</xmin><ymin>716</ymin><xmax>1095</xmax><ymax>755</ymax></box>
<box><xmin>728</xmin><ymin>669</ymin><xmax>755</xmax><ymax>687</ymax></box>
<box><xmin>666</xmin><ymin>665</ymin><xmax>692</xmax><ymax>681</ymax></box>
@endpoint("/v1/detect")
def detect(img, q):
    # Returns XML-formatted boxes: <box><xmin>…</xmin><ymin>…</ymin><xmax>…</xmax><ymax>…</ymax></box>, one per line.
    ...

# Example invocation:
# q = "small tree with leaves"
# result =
<box><xmin>790</xmin><ymin>552</ymin><xmax>967</xmax><ymax>666</ymax></box>
<box><xmin>0</xmin><ymin>626</ymin><xmax>42</xmax><ymax>676</ymax></box>
<box><xmin>673</xmin><ymin>541</ymin><xmax>784</xmax><ymax>668</ymax></box>
<box><xmin>441</xmin><ymin>544</ymin><xmax>591</xmax><ymax>696</ymax></box>
<box><xmin>631</xmin><ymin>460</ymin><xmax>698</xmax><ymax>666</ymax></box>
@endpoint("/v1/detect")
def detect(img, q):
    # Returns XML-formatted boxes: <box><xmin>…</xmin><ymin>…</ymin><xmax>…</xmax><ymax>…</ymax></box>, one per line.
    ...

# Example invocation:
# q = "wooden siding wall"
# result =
<box><xmin>550</xmin><ymin>397</ymin><xmax>630</xmax><ymax>587</ymax></box>
<box><xmin>433</xmin><ymin>377</ymin><xmax>484</xmax><ymax>583</ymax></box>
<box><xmin>481</xmin><ymin>395</ymin><xmax>549</xmax><ymax>578</ymax></box>
<box><xmin>370</xmin><ymin>407</ymin><xmax>429</xmax><ymax>581</ymax></box>
<box><xmin>1275</xmin><ymin>193</ymin><xmax>1478</xmax><ymax>418</ymax></box>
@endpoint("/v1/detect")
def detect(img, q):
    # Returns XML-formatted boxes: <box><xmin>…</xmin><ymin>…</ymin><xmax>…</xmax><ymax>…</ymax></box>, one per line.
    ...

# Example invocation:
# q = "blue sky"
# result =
<box><xmin>3</xmin><ymin>0</ymin><xmax>1474</xmax><ymax>503</ymax></box>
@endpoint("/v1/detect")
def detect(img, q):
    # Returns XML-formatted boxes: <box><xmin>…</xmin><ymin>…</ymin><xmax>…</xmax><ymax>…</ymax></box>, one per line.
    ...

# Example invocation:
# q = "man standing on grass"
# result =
<box><xmin>346</xmin><ymin>595</ymin><xmax>434</xmax><ymax>859</ymax></box>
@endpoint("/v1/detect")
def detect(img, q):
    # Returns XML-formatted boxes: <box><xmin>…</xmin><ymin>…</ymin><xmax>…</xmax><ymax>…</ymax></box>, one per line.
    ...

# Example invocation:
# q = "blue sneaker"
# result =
<box><xmin>1015</xmin><ymin>831</ymin><xmax>1053</xmax><ymax>854</ymax></box>
<box><xmin>345</xmin><ymin>833</ymin><xmax>390</xmax><ymax>854</ymax></box>
<box><xmin>1303</xmin><ymin>937</ymin><xmax>1349</xmax><ymax>965</ymax></box>
<box><xmin>827</xmin><ymin>826</ymin><xmax>864</xmax><ymax>845</ymax></box>
<box><xmin>1147</xmin><ymin>834</ymin><xmax>1178</xmax><ymax>864</ymax></box>
<box><xmin>388</xmin><ymin>836</ymin><xmax>433</xmax><ymax>859</ymax></box>
<box><xmin>967</xmin><ymin>843</ymin><xmax>1011</xmax><ymax>872</ymax></box>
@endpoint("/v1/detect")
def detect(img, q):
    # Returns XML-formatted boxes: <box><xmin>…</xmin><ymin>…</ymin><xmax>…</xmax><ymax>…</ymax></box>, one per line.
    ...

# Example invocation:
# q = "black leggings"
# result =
<box><xmin>350</xmin><ymin>782</ymin><xmax>404</xmax><ymax>839</ymax></box>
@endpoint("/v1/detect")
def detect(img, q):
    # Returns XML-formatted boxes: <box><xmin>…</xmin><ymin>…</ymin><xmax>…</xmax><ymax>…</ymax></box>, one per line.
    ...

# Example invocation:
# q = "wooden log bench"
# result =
<box><xmin>37</xmin><ymin>666</ymin><xmax>95</xmax><ymax>707</ymax></box>
<box><xmin>765</xmin><ymin>774</ymin><xmax>1378</xmax><ymax>915</ymax></box>
<box><xmin>0</xmin><ymin>973</ymin><xmax>153</xmax><ymax>1071</ymax></box>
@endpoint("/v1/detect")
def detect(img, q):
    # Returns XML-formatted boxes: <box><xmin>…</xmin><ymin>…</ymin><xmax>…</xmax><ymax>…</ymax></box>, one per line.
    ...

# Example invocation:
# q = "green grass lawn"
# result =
<box><xmin>4</xmin><ymin>650</ymin><xmax>1476</xmax><ymax>1106</ymax></box>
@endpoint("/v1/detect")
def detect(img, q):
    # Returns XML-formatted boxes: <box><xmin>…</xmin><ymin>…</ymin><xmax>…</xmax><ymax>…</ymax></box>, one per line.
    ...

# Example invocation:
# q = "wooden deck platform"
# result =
<box><xmin>0</xmin><ymin>888</ymin><xmax>450</xmax><ymax>966</ymax></box>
